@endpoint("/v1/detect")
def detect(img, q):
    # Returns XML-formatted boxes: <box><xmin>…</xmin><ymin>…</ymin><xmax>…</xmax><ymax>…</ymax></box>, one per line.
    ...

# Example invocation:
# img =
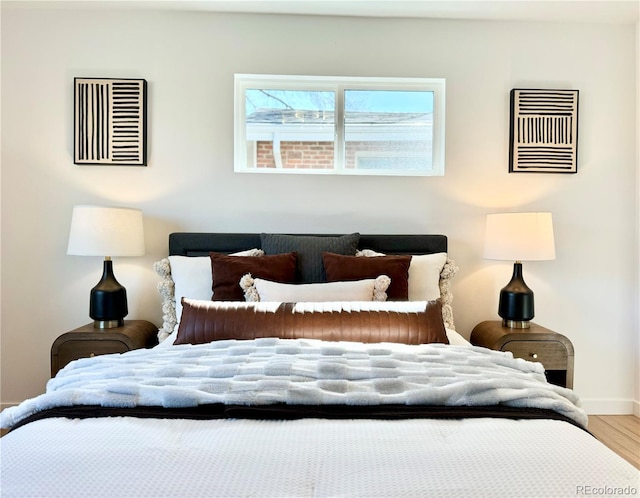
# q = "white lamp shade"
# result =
<box><xmin>67</xmin><ymin>205</ymin><xmax>145</xmax><ymax>257</ymax></box>
<box><xmin>483</xmin><ymin>212</ymin><xmax>555</xmax><ymax>261</ymax></box>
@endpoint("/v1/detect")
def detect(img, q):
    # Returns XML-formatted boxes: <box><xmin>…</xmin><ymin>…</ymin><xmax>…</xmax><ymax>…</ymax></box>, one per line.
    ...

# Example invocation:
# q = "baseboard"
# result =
<box><xmin>0</xmin><ymin>402</ymin><xmax>18</xmax><ymax>411</ymax></box>
<box><xmin>581</xmin><ymin>398</ymin><xmax>638</xmax><ymax>415</ymax></box>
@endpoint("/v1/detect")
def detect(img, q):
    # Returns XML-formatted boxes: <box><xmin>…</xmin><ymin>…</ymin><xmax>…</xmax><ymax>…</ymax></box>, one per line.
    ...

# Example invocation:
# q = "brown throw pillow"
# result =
<box><xmin>322</xmin><ymin>252</ymin><xmax>412</xmax><ymax>300</ymax></box>
<box><xmin>210</xmin><ymin>252</ymin><xmax>297</xmax><ymax>301</ymax></box>
<box><xmin>175</xmin><ymin>299</ymin><xmax>449</xmax><ymax>346</ymax></box>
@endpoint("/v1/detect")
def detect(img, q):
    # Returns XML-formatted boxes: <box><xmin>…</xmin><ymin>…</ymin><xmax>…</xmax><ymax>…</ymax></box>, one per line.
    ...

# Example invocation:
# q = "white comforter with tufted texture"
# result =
<box><xmin>1</xmin><ymin>337</ymin><xmax>587</xmax><ymax>429</ymax></box>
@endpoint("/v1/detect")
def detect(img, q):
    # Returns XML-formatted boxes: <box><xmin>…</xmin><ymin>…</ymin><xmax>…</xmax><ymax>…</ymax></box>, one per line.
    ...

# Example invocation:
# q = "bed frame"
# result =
<box><xmin>169</xmin><ymin>233</ymin><xmax>448</xmax><ymax>257</ymax></box>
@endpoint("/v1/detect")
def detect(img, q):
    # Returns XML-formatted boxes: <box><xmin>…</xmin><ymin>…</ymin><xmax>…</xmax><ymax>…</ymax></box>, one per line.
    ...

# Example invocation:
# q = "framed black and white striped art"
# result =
<box><xmin>509</xmin><ymin>89</ymin><xmax>579</xmax><ymax>173</ymax></box>
<box><xmin>74</xmin><ymin>77</ymin><xmax>147</xmax><ymax>166</ymax></box>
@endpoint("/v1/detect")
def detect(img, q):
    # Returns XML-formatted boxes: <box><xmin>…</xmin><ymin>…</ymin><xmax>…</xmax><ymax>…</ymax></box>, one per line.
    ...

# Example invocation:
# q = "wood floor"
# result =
<box><xmin>588</xmin><ymin>415</ymin><xmax>640</xmax><ymax>469</ymax></box>
<box><xmin>2</xmin><ymin>415</ymin><xmax>638</xmax><ymax>468</ymax></box>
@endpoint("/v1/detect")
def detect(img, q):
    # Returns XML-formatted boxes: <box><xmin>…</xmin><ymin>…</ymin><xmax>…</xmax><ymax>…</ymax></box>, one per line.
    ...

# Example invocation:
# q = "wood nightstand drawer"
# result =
<box><xmin>502</xmin><ymin>340</ymin><xmax>568</xmax><ymax>370</ymax></box>
<box><xmin>470</xmin><ymin>321</ymin><xmax>574</xmax><ymax>388</ymax></box>
<box><xmin>51</xmin><ymin>320</ymin><xmax>158</xmax><ymax>376</ymax></box>
<box><xmin>55</xmin><ymin>339</ymin><xmax>130</xmax><ymax>367</ymax></box>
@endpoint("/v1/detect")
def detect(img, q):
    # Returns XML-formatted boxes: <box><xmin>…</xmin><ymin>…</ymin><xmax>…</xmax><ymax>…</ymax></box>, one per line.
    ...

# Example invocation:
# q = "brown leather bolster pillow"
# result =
<box><xmin>175</xmin><ymin>299</ymin><xmax>449</xmax><ymax>346</ymax></box>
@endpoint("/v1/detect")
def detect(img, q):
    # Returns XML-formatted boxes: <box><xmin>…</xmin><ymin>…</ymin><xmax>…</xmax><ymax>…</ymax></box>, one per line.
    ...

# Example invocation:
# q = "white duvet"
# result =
<box><xmin>1</xmin><ymin>337</ymin><xmax>587</xmax><ymax>429</ymax></box>
<box><xmin>2</xmin><ymin>416</ymin><xmax>638</xmax><ymax>497</ymax></box>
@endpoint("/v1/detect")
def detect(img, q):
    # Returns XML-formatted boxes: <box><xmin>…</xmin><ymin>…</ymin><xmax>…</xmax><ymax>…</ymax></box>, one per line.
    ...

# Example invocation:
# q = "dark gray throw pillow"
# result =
<box><xmin>261</xmin><ymin>233</ymin><xmax>360</xmax><ymax>283</ymax></box>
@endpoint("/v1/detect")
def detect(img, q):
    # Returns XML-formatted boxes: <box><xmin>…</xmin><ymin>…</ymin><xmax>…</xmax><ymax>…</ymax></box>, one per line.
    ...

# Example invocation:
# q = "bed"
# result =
<box><xmin>1</xmin><ymin>232</ymin><xmax>637</xmax><ymax>498</ymax></box>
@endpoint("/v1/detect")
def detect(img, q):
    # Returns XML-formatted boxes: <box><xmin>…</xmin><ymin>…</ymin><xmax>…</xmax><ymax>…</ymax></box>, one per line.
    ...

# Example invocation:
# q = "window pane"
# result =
<box><xmin>344</xmin><ymin>90</ymin><xmax>434</xmax><ymax>172</ymax></box>
<box><xmin>235</xmin><ymin>75</ymin><xmax>445</xmax><ymax>176</ymax></box>
<box><xmin>245</xmin><ymin>89</ymin><xmax>335</xmax><ymax>170</ymax></box>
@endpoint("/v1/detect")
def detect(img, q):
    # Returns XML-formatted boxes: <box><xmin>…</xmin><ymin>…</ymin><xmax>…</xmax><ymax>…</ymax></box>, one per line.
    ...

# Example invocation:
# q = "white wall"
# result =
<box><xmin>1</xmin><ymin>5</ymin><xmax>638</xmax><ymax>414</ymax></box>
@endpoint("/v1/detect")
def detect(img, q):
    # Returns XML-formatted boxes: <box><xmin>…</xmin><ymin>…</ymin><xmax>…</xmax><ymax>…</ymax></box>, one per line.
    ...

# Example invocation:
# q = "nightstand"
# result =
<box><xmin>51</xmin><ymin>320</ymin><xmax>158</xmax><ymax>376</ymax></box>
<box><xmin>470</xmin><ymin>321</ymin><xmax>574</xmax><ymax>389</ymax></box>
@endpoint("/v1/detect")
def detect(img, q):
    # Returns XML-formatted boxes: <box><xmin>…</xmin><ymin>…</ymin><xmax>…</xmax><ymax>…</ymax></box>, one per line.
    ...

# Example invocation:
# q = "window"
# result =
<box><xmin>234</xmin><ymin>74</ymin><xmax>445</xmax><ymax>176</ymax></box>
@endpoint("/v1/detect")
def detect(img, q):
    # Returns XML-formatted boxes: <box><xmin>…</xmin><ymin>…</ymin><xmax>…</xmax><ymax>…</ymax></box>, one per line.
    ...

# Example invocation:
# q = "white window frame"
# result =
<box><xmin>234</xmin><ymin>74</ymin><xmax>446</xmax><ymax>176</ymax></box>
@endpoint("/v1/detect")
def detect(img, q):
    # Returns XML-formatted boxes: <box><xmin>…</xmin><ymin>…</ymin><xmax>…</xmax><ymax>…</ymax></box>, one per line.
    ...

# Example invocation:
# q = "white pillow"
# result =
<box><xmin>168</xmin><ymin>256</ymin><xmax>213</xmax><ymax>328</ymax></box>
<box><xmin>154</xmin><ymin>249</ymin><xmax>264</xmax><ymax>342</ymax></box>
<box><xmin>240</xmin><ymin>274</ymin><xmax>390</xmax><ymax>302</ymax></box>
<box><xmin>356</xmin><ymin>250</ymin><xmax>446</xmax><ymax>301</ymax></box>
<box><xmin>356</xmin><ymin>250</ymin><xmax>457</xmax><ymax>329</ymax></box>
<box><xmin>407</xmin><ymin>253</ymin><xmax>448</xmax><ymax>301</ymax></box>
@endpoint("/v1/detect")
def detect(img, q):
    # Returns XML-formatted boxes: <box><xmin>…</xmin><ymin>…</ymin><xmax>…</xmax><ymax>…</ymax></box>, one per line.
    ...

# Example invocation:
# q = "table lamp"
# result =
<box><xmin>483</xmin><ymin>212</ymin><xmax>555</xmax><ymax>329</ymax></box>
<box><xmin>67</xmin><ymin>205</ymin><xmax>145</xmax><ymax>329</ymax></box>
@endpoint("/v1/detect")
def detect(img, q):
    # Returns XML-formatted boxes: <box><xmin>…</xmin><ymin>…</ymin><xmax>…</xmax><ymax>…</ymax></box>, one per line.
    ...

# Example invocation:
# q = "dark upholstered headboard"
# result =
<box><xmin>169</xmin><ymin>233</ymin><xmax>448</xmax><ymax>257</ymax></box>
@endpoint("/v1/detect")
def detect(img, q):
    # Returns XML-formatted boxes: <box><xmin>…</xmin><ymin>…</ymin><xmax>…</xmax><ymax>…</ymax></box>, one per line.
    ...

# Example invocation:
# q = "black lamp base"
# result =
<box><xmin>90</xmin><ymin>259</ymin><xmax>128</xmax><ymax>329</ymax></box>
<box><xmin>498</xmin><ymin>262</ymin><xmax>534</xmax><ymax>329</ymax></box>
